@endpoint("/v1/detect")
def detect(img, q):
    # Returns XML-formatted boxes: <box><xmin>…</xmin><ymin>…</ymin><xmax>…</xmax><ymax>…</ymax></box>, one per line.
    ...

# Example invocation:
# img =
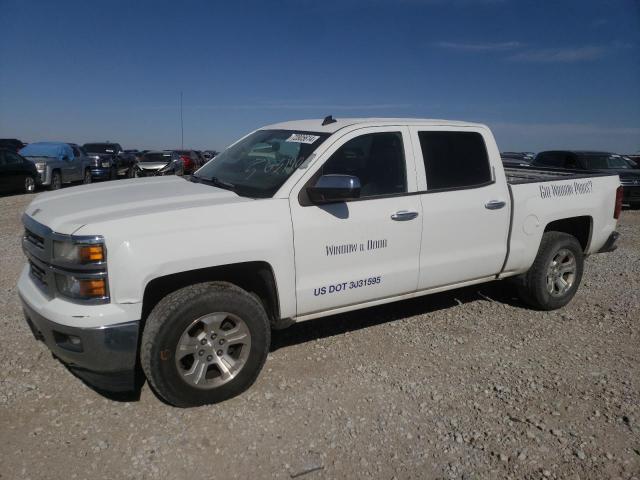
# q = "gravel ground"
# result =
<box><xmin>1</xmin><ymin>191</ymin><xmax>638</xmax><ymax>480</ymax></box>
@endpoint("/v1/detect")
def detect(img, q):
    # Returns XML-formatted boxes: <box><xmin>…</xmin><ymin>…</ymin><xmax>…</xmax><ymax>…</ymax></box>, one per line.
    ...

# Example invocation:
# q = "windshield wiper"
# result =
<box><xmin>191</xmin><ymin>175</ymin><xmax>236</xmax><ymax>192</ymax></box>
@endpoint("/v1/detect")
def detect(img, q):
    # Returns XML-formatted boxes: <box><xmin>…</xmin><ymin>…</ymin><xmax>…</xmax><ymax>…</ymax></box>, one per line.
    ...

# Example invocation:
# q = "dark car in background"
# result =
<box><xmin>124</xmin><ymin>149</ymin><xmax>144</xmax><ymax>162</ymax></box>
<box><xmin>531</xmin><ymin>150</ymin><xmax>640</xmax><ymax>207</ymax></box>
<box><xmin>623</xmin><ymin>155</ymin><xmax>640</xmax><ymax>169</ymax></box>
<box><xmin>0</xmin><ymin>148</ymin><xmax>39</xmax><ymax>194</ymax></box>
<box><xmin>0</xmin><ymin>139</ymin><xmax>27</xmax><ymax>152</ymax></box>
<box><xmin>136</xmin><ymin>150</ymin><xmax>185</xmax><ymax>177</ymax></box>
<box><xmin>83</xmin><ymin>142</ymin><xmax>137</xmax><ymax>180</ymax></box>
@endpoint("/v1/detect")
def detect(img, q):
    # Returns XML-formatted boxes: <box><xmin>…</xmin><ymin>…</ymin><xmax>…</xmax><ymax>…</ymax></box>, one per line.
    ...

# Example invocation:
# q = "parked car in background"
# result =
<box><xmin>502</xmin><ymin>151</ymin><xmax>535</xmax><ymax>161</ymax></box>
<box><xmin>531</xmin><ymin>150</ymin><xmax>640</xmax><ymax>207</ymax></box>
<box><xmin>136</xmin><ymin>150</ymin><xmax>185</xmax><ymax>177</ymax></box>
<box><xmin>124</xmin><ymin>149</ymin><xmax>144</xmax><ymax>162</ymax></box>
<box><xmin>0</xmin><ymin>138</ymin><xmax>27</xmax><ymax>152</ymax></box>
<box><xmin>19</xmin><ymin>142</ymin><xmax>91</xmax><ymax>190</ymax></box>
<box><xmin>202</xmin><ymin>150</ymin><xmax>218</xmax><ymax>162</ymax></box>
<box><xmin>83</xmin><ymin>142</ymin><xmax>137</xmax><ymax>180</ymax></box>
<box><xmin>171</xmin><ymin>150</ymin><xmax>204</xmax><ymax>174</ymax></box>
<box><xmin>623</xmin><ymin>155</ymin><xmax>639</xmax><ymax>169</ymax></box>
<box><xmin>67</xmin><ymin>143</ymin><xmax>93</xmax><ymax>185</ymax></box>
<box><xmin>0</xmin><ymin>148</ymin><xmax>39</xmax><ymax>194</ymax></box>
<box><xmin>501</xmin><ymin>152</ymin><xmax>533</xmax><ymax>167</ymax></box>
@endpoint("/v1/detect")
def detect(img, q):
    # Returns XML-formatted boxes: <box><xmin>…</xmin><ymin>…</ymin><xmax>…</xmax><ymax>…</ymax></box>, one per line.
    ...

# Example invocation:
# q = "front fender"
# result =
<box><xmin>76</xmin><ymin>199</ymin><xmax>297</xmax><ymax>319</ymax></box>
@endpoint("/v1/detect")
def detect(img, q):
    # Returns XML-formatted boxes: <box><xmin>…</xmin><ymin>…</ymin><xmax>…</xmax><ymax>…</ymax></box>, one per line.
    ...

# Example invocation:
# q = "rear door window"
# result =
<box><xmin>418</xmin><ymin>131</ymin><xmax>491</xmax><ymax>190</ymax></box>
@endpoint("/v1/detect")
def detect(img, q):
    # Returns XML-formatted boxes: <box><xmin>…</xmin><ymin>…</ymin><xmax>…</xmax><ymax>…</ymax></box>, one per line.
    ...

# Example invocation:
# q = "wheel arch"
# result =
<box><xmin>141</xmin><ymin>261</ymin><xmax>281</xmax><ymax>327</ymax></box>
<box><xmin>543</xmin><ymin>215</ymin><xmax>592</xmax><ymax>252</ymax></box>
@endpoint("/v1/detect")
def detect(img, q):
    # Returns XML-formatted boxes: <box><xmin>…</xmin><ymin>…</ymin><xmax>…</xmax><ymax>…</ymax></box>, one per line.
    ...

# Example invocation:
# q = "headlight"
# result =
<box><xmin>35</xmin><ymin>162</ymin><xmax>46</xmax><ymax>172</ymax></box>
<box><xmin>53</xmin><ymin>241</ymin><xmax>105</xmax><ymax>264</ymax></box>
<box><xmin>55</xmin><ymin>274</ymin><xmax>107</xmax><ymax>301</ymax></box>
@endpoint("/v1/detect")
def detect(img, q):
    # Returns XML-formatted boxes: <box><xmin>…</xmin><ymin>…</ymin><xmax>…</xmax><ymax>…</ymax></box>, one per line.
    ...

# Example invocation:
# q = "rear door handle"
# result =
<box><xmin>485</xmin><ymin>200</ymin><xmax>506</xmax><ymax>210</ymax></box>
<box><xmin>391</xmin><ymin>210</ymin><xmax>419</xmax><ymax>221</ymax></box>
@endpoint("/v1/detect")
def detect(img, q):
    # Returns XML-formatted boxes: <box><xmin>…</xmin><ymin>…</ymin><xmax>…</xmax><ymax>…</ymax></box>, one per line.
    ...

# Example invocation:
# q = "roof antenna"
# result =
<box><xmin>322</xmin><ymin>115</ymin><xmax>337</xmax><ymax>126</ymax></box>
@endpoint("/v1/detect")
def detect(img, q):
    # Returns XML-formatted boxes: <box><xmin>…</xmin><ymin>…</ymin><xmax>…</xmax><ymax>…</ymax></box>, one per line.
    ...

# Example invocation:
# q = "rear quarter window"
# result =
<box><xmin>418</xmin><ymin>131</ymin><xmax>492</xmax><ymax>190</ymax></box>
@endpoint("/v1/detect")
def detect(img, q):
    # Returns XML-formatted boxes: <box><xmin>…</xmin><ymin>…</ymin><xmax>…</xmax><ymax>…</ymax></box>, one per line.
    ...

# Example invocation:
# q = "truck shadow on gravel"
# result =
<box><xmin>270</xmin><ymin>280</ymin><xmax>524</xmax><ymax>352</ymax></box>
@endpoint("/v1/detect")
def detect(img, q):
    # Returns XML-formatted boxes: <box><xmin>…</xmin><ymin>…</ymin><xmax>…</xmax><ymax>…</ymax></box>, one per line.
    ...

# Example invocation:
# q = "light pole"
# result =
<box><xmin>180</xmin><ymin>91</ymin><xmax>184</xmax><ymax>149</ymax></box>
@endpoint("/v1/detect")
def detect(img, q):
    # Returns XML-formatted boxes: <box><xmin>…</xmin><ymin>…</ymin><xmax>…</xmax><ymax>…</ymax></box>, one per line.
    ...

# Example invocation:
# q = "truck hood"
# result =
<box><xmin>24</xmin><ymin>176</ymin><xmax>251</xmax><ymax>234</ymax></box>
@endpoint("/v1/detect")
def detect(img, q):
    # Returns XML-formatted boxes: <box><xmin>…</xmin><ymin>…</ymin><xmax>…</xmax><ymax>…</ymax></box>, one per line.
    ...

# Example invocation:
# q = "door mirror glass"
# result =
<box><xmin>307</xmin><ymin>174</ymin><xmax>361</xmax><ymax>204</ymax></box>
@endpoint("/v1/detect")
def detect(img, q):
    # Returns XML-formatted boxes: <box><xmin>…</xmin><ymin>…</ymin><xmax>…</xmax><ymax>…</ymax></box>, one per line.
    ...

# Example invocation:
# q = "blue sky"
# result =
<box><xmin>1</xmin><ymin>0</ymin><xmax>639</xmax><ymax>153</ymax></box>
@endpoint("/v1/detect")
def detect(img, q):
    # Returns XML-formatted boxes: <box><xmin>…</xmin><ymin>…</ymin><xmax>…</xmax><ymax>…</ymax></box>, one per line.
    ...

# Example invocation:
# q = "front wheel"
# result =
<box><xmin>516</xmin><ymin>231</ymin><xmax>584</xmax><ymax>310</ymax></box>
<box><xmin>82</xmin><ymin>168</ymin><xmax>92</xmax><ymax>184</ymax></box>
<box><xmin>141</xmin><ymin>282</ymin><xmax>270</xmax><ymax>407</ymax></box>
<box><xmin>49</xmin><ymin>171</ymin><xmax>62</xmax><ymax>190</ymax></box>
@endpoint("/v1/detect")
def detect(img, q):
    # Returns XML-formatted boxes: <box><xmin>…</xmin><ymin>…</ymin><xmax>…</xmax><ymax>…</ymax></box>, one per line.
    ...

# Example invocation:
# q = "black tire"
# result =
<box><xmin>126</xmin><ymin>166</ymin><xmax>135</xmax><ymax>178</ymax></box>
<box><xmin>141</xmin><ymin>282</ymin><xmax>270</xmax><ymax>407</ymax></box>
<box><xmin>82</xmin><ymin>168</ymin><xmax>92</xmax><ymax>185</ymax></box>
<box><xmin>24</xmin><ymin>175</ymin><xmax>36</xmax><ymax>194</ymax></box>
<box><xmin>517</xmin><ymin>231</ymin><xmax>584</xmax><ymax>311</ymax></box>
<box><xmin>49</xmin><ymin>170</ymin><xmax>62</xmax><ymax>190</ymax></box>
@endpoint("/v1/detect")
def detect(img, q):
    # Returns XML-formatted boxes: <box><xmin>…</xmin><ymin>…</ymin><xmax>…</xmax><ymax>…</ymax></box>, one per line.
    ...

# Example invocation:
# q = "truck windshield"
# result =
<box><xmin>192</xmin><ymin>129</ymin><xmax>330</xmax><ymax>198</ymax></box>
<box><xmin>580</xmin><ymin>155</ymin><xmax>632</xmax><ymax>169</ymax></box>
<box><xmin>83</xmin><ymin>144</ymin><xmax>119</xmax><ymax>154</ymax></box>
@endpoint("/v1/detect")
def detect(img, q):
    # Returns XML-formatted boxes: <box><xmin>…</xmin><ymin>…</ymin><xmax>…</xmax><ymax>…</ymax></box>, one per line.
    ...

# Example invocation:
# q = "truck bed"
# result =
<box><xmin>504</xmin><ymin>166</ymin><xmax>617</xmax><ymax>185</ymax></box>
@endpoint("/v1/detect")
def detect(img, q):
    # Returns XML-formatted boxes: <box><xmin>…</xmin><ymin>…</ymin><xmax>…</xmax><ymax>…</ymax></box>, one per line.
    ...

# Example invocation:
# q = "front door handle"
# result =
<box><xmin>485</xmin><ymin>200</ymin><xmax>506</xmax><ymax>210</ymax></box>
<box><xmin>391</xmin><ymin>210</ymin><xmax>419</xmax><ymax>221</ymax></box>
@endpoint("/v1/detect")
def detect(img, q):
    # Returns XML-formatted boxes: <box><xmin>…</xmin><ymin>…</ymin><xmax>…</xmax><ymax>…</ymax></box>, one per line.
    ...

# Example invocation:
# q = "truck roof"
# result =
<box><xmin>262</xmin><ymin>118</ymin><xmax>487</xmax><ymax>133</ymax></box>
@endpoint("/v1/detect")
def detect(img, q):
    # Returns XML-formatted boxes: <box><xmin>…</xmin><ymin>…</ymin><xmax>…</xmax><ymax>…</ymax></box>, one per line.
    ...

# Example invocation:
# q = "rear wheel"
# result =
<box><xmin>49</xmin><ymin>171</ymin><xmax>62</xmax><ymax>190</ymax></box>
<box><xmin>24</xmin><ymin>175</ymin><xmax>36</xmax><ymax>193</ymax></box>
<box><xmin>141</xmin><ymin>282</ymin><xmax>270</xmax><ymax>407</ymax></box>
<box><xmin>516</xmin><ymin>231</ymin><xmax>584</xmax><ymax>310</ymax></box>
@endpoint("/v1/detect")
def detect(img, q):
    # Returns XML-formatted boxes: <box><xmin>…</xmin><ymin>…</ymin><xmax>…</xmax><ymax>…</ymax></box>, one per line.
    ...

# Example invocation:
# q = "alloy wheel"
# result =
<box><xmin>175</xmin><ymin>312</ymin><xmax>252</xmax><ymax>389</ymax></box>
<box><xmin>546</xmin><ymin>248</ymin><xmax>576</xmax><ymax>297</ymax></box>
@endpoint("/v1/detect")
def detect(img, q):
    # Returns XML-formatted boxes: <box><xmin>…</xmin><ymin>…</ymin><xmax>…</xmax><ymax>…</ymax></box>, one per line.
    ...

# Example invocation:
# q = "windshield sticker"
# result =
<box><xmin>286</xmin><ymin>133</ymin><xmax>320</xmax><ymax>144</ymax></box>
<box><xmin>539</xmin><ymin>180</ymin><xmax>593</xmax><ymax>199</ymax></box>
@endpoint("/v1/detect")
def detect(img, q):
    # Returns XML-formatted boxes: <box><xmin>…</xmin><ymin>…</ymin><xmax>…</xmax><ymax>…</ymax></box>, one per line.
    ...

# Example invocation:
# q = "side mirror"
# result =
<box><xmin>307</xmin><ymin>174</ymin><xmax>361</xmax><ymax>204</ymax></box>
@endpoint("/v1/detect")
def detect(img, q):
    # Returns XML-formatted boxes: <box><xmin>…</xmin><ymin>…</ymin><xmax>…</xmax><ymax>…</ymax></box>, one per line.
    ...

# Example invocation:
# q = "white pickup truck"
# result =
<box><xmin>19</xmin><ymin>118</ymin><xmax>622</xmax><ymax>407</ymax></box>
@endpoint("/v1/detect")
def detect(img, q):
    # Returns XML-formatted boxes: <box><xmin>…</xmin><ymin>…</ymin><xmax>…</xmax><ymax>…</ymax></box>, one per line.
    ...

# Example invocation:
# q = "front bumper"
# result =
<box><xmin>21</xmin><ymin>296</ymin><xmax>140</xmax><ymax>391</ymax></box>
<box><xmin>37</xmin><ymin>169</ymin><xmax>50</xmax><ymax>186</ymax></box>
<box><xmin>90</xmin><ymin>166</ymin><xmax>114</xmax><ymax>179</ymax></box>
